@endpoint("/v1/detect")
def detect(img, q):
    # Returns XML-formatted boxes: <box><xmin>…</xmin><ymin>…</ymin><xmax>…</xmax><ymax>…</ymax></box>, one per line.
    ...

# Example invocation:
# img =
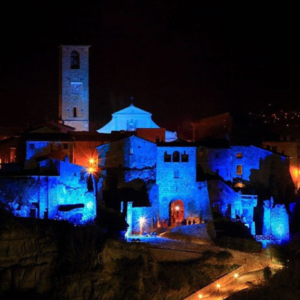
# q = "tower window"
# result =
<box><xmin>164</xmin><ymin>151</ymin><xmax>171</xmax><ymax>162</ymax></box>
<box><xmin>70</xmin><ymin>51</ymin><xmax>80</xmax><ymax>69</ymax></box>
<box><xmin>236</xmin><ymin>152</ymin><xmax>243</xmax><ymax>158</ymax></box>
<box><xmin>73</xmin><ymin>107</ymin><xmax>77</xmax><ymax>118</ymax></box>
<box><xmin>173</xmin><ymin>151</ymin><xmax>180</xmax><ymax>162</ymax></box>
<box><xmin>236</xmin><ymin>165</ymin><xmax>243</xmax><ymax>175</ymax></box>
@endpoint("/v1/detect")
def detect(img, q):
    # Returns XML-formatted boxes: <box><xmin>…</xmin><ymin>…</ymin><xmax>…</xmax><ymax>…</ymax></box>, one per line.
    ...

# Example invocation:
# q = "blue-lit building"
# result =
<box><xmin>0</xmin><ymin>45</ymin><xmax>293</xmax><ymax>244</ymax></box>
<box><xmin>0</xmin><ymin>157</ymin><xmax>96</xmax><ymax>225</ymax></box>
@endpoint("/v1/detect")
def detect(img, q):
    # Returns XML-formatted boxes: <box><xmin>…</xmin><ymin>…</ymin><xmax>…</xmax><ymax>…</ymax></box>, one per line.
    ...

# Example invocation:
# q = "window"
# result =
<box><xmin>71</xmin><ymin>51</ymin><xmax>80</xmax><ymax>69</ymax></box>
<box><xmin>164</xmin><ymin>151</ymin><xmax>171</xmax><ymax>162</ymax></box>
<box><xmin>173</xmin><ymin>151</ymin><xmax>180</xmax><ymax>162</ymax></box>
<box><xmin>174</xmin><ymin>170</ymin><xmax>179</xmax><ymax>178</ymax></box>
<box><xmin>29</xmin><ymin>143</ymin><xmax>35</xmax><ymax>150</ymax></box>
<box><xmin>236</xmin><ymin>165</ymin><xmax>243</xmax><ymax>175</ymax></box>
<box><xmin>63</xmin><ymin>143</ymin><xmax>68</xmax><ymax>149</ymax></box>
<box><xmin>73</xmin><ymin>107</ymin><xmax>77</xmax><ymax>117</ymax></box>
<box><xmin>181</xmin><ymin>151</ymin><xmax>189</xmax><ymax>162</ymax></box>
<box><xmin>236</xmin><ymin>152</ymin><xmax>243</xmax><ymax>158</ymax></box>
<box><xmin>130</xmin><ymin>148</ymin><xmax>134</xmax><ymax>155</ymax></box>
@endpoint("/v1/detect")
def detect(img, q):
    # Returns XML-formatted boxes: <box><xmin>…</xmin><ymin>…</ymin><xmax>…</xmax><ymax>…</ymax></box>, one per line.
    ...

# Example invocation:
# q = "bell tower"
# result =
<box><xmin>59</xmin><ymin>45</ymin><xmax>90</xmax><ymax>131</ymax></box>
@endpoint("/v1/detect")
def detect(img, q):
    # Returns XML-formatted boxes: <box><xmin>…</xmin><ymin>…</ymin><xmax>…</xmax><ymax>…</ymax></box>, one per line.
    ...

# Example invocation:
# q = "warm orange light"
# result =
<box><xmin>88</xmin><ymin>167</ymin><xmax>94</xmax><ymax>173</ymax></box>
<box><xmin>89</xmin><ymin>158</ymin><xmax>95</xmax><ymax>164</ymax></box>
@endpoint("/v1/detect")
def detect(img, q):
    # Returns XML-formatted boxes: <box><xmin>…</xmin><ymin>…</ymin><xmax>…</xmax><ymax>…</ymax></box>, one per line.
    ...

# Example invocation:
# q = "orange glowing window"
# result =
<box><xmin>236</xmin><ymin>153</ymin><xmax>242</xmax><ymax>158</ymax></box>
<box><xmin>236</xmin><ymin>165</ymin><xmax>243</xmax><ymax>175</ymax></box>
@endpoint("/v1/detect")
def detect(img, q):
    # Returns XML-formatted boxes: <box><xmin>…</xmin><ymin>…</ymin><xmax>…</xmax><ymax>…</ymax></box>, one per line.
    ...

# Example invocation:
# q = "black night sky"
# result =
<box><xmin>1</xmin><ymin>2</ymin><xmax>300</xmax><ymax>131</ymax></box>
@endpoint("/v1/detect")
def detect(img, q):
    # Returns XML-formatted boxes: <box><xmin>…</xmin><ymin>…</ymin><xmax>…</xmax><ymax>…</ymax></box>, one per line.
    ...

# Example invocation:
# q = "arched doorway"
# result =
<box><xmin>170</xmin><ymin>200</ymin><xmax>184</xmax><ymax>226</ymax></box>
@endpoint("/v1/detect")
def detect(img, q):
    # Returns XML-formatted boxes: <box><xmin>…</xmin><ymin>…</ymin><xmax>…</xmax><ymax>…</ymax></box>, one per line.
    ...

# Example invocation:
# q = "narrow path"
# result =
<box><xmin>183</xmin><ymin>269</ymin><xmax>264</xmax><ymax>300</ymax></box>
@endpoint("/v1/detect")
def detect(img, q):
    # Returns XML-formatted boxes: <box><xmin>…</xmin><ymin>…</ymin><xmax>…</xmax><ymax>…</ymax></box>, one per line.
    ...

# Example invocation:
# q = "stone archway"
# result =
<box><xmin>170</xmin><ymin>200</ymin><xmax>184</xmax><ymax>226</ymax></box>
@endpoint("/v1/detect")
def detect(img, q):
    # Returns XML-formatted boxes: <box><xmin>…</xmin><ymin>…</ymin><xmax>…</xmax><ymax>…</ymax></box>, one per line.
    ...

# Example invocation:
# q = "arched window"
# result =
<box><xmin>173</xmin><ymin>151</ymin><xmax>180</xmax><ymax>162</ymax></box>
<box><xmin>164</xmin><ymin>151</ymin><xmax>171</xmax><ymax>162</ymax></box>
<box><xmin>71</xmin><ymin>51</ymin><xmax>80</xmax><ymax>69</ymax></box>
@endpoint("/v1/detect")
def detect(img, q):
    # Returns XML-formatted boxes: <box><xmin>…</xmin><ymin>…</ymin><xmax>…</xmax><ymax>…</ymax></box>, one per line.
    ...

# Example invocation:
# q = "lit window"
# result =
<box><xmin>130</xmin><ymin>148</ymin><xmax>134</xmax><ymax>155</ymax></box>
<box><xmin>236</xmin><ymin>153</ymin><xmax>242</xmax><ymax>158</ymax></box>
<box><xmin>173</xmin><ymin>151</ymin><xmax>180</xmax><ymax>162</ymax></box>
<box><xmin>236</xmin><ymin>165</ymin><xmax>243</xmax><ymax>175</ymax></box>
<box><xmin>164</xmin><ymin>152</ymin><xmax>171</xmax><ymax>162</ymax></box>
<box><xmin>70</xmin><ymin>51</ymin><xmax>80</xmax><ymax>69</ymax></box>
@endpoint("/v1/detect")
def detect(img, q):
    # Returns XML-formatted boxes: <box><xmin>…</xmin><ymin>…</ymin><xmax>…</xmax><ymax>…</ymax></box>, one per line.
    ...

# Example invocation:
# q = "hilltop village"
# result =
<box><xmin>0</xmin><ymin>45</ymin><xmax>299</xmax><ymax>247</ymax></box>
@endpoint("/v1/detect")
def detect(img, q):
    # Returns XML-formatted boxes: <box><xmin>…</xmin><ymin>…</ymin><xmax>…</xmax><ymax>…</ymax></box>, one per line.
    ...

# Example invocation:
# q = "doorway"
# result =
<box><xmin>170</xmin><ymin>200</ymin><xmax>184</xmax><ymax>226</ymax></box>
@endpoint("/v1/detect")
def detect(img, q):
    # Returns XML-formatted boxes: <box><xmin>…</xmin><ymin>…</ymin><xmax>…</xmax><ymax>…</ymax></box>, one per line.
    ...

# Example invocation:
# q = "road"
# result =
<box><xmin>184</xmin><ymin>269</ymin><xmax>265</xmax><ymax>300</ymax></box>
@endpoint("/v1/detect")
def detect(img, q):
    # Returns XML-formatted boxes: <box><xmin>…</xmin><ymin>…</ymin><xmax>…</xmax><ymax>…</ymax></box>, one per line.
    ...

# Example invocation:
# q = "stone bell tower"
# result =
<box><xmin>59</xmin><ymin>45</ymin><xmax>90</xmax><ymax>131</ymax></box>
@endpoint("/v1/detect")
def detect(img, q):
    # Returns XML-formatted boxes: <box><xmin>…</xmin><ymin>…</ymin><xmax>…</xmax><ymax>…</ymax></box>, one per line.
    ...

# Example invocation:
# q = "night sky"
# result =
<box><xmin>1</xmin><ymin>2</ymin><xmax>299</xmax><ymax>131</ymax></box>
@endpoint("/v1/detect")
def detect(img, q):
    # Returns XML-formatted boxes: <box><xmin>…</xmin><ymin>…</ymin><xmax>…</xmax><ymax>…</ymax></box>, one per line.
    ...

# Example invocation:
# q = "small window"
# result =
<box><xmin>173</xmin><ymin>151</ymin><xmax>180</xmax><ymax>162</ymax></box>
<box><xmin>164</xmin><ymin>152</ymin><xmax>171</xmax><ymax>162</ymax></box>
<box><xmin>29</xmin><ymin>143</ymin><xmax>35</xmax><ymax>150</ymax></box>
<box><xmin>236</xmin><ymin>165</ymin><xmax>243</xmax><ymax>175</ymax></box>
<box><xmin>73</xmin><ymin>107</ymin><xmax>77</xmax><ymax>117</ymax></box>
<box><xmin>71</xmin><ymin>51</ymin><xmax>80</xmax><ymax>69</ymax></box>
<box><xmin>63</xmin><ymin>143</ymin><xmax>68</xmax><ymax>149</ymax></box>
<box><xmin>130</xmin><ymin>148</ymin><xmax>134</xmax><ymax>155</ymax></box>
<box><xmin>174</xmin><ymin>170</ymin><xmax>179</xmax><ymax>178</ymax></box>
<box><xmin>181</xmin><ymin>151</ymin><xmax>189</xmax><ymax>162</ymax></box>
<box><xmin>236</xmin><ymin>153</ymin><xmax>243</xmax><ymax>158</ymax></box>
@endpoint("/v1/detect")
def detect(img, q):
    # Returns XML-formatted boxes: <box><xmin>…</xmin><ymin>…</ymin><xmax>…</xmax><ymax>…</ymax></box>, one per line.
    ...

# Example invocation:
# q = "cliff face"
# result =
<box><xmin>0</xmin><ymin>214</ymin><xmax>235</xmax><ymax>300</ymax></box>
<box><xmin>0</xmin><ymin>216</ymin><xmax>161</xmax><ymax>300</ymax></box>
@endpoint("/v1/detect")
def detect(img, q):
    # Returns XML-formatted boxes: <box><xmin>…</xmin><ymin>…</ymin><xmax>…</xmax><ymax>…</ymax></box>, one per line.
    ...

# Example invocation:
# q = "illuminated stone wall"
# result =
<box><xmin>198</xmin><ymin>147</ymin><xmax>231</xmax><ymax>180</ymax></box>
<box><xmin>156</xmin><ymin>145</ymin><xmax>212</xmax><ymax>224</ymax></box>
<box><xmin>0</xmin><ymin>158</ymin><xmax>96</xmax><ymax>225</ymax></box>
<box><xmin>263</xmin><ymin>198</ymin><xmax>289</xmax><ymax>242</ymax></box>
<box><xmin>97</xmin><ymin>135</ymin><xmax>156</xmax><ymax>170</ymax></box>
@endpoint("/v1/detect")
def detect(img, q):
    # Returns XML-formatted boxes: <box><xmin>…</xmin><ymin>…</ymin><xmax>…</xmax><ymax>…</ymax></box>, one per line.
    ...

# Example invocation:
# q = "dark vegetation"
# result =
<box><xmin>213</xmin><ymin>212</ymin><xmax>262</xmax><ymax>253</ymax></box>
<box><xmin>228</xmin><ymin>235</ymin><xmax>300</xmax><ymax>300</ymax></box>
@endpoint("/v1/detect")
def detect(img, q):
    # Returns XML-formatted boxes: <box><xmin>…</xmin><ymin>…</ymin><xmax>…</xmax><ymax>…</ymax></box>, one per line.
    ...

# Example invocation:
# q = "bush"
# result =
<box><xmin>216</xmin><ymin>250</ymin><xmax>233</xmax><ymax>262</ymax></box>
